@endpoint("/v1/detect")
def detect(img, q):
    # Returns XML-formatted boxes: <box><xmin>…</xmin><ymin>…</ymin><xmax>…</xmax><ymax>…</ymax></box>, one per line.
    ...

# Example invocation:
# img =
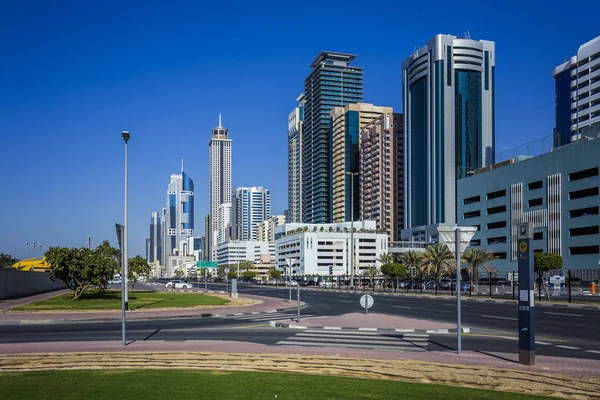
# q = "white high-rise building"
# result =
<box><xmin>217</xmin><ymin>203</ymin><xmax>232</xmax><ymax>245</ymax></box>
<box><xmin>232</xmin><ymin>187</ymin><xmax>271</xmax><ymax>241</ymax></box>
<box><xmin>208</xmin><ymin>114</ymin><xmax>232</xmax><ymax>261</ymax></box>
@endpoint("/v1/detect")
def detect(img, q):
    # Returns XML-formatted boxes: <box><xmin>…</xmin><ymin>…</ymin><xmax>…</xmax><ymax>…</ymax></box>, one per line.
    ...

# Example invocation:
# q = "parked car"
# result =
<box><xmin>108</xmin><ymin>279</ymin><xmax>122</xmax><ymax>284</ymax></box>
<box><xmin>285</xmin><ymin>280</ymin><xmax>298</xmax><ymax>286</ymax></box>
<box><xmin>166</xmin><ymin>280</ymin><xmax>191</xmax><ymax>289</ymax></box>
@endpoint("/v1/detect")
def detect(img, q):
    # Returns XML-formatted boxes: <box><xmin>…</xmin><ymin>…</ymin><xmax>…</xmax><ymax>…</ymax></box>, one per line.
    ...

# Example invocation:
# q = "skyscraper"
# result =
<box><xmin>231</xmin><ymin>187</ymin><xmax>271</xmax><ymax>241</ymax></box>
<box><xmin>208</xmin><ymin>114</ymin><xmax>232</xmax><ymax>260</ymax></box>
<box><xmin>330</xmin><ymin>103</ymin><xmax>391</xmax><ymax>223</ymax></box>
<box><xmin>302</xmin><ymin>51</ymin><xmax>363</xmax><ymax>223</ymax></box>
<box><xmin>149</xmin><ymin>211</ymin><xmax>161</xmax><ymax>263</ymax></box>
<box><xmin>402</xmin><ymin>34</ymin><xmax>495</xmax><ymax>230</ymax></box>
<box><xmin>217</xmin><ymin>203</ymin><xmax>232</xmax><ymax>245</ymax></box>
<box><xmin>288</xmin><ymin>94</ymin><xmax>304</xmax><ymax>223</ymax></box>
<box><xmin>163</xmin><ymin>164</ymin><xmax>195</xmax><ymax>264</ymax></box>
<box><xmin>553</xmin><ymin>35</ymin><xmax>600</xmax><ymax>147</ymax></box>
<box><xmin>360</xmin><ymin>112</ymin><xmax>403</xmax><ymax>241</ymax></box>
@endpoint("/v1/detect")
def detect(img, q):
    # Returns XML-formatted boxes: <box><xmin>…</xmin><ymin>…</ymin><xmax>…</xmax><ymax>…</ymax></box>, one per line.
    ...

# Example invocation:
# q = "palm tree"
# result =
<box><xmin>364</xmin><ymin>265</ymin><xmax>379</xmax><ymax>291</ymax></box>
<box><xmin>378</xmin><ymin>253</ymin><xmax>393</xmax><ymax>265</ymax></box>
<box><xmin>421</xmin><ymin>244</ymin><xmax>455</xmax><ymax>295</ymax></box>
<box><xmin>400</xmin><ymin>250</ymin><xmax>424</xmax><ymax>291</ymax></box>
<box><xmin>461</xmin><ymin>248</ymin><xmax>497</xmax><ymax>293</ymax></box>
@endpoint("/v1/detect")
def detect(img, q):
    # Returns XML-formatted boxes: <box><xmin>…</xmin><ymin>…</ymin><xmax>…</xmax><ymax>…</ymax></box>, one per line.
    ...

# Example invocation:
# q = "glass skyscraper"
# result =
<box><xmin>402</xmin><ymin>34</ymin><xmax>495</xmax><ymax>229</ymax></box>
<box><xmin>302</xmin><ymin>52</ymin><xmax>363</xmax><ymax>223</ymax></box>
<box><xmin>162</xmin><ymin>165</ymin><xmax>195</xmax><ymax>265</ymax></box>
<box><xmin>231</xmin><ymin>187</ymin><xmax>271</xmax><ymax>241</ymax></box>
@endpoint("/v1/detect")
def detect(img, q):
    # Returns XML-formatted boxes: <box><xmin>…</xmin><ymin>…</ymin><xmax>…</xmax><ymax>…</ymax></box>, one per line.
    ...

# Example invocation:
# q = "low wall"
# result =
<box><xmin>0</xmin><ymin>269</ymin><xmax>66</xmax><ymax>300</ymax></box>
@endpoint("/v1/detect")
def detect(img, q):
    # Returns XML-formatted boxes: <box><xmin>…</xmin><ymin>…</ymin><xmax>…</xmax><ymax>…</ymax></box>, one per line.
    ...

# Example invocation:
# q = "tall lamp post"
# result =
<box><xmin>346</xmin><ymin>172</ymin><xmax>359</xmax><ymax>289</ymax></box>
<box><xmin>437</xmin><ymin>224</ymin><xmax>477</xmax><ymax>355</ymax></box>
<box><xmin>121</xmin><ymin>130</ymin><xmax>130</xmax><ymax>347</ymax></box>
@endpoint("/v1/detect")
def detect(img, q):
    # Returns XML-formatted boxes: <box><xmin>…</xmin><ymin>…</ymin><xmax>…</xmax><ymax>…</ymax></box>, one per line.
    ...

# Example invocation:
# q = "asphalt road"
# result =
<box><xmin>0</xmin><ymin>282</ymin><xmax>598</xmax><ymax>359</ymax></box>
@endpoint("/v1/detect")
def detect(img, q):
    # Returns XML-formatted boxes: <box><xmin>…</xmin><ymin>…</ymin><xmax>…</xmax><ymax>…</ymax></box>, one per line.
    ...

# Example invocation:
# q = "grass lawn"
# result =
<box><xmin>0</xmin><ymin>370</ymin><xmax>550</xmax><ymax>400</ymax></box>
<box><xmin>12</xmin><ymin>290</ymin><xmax>229</xmax><ymax>311</ymax></box>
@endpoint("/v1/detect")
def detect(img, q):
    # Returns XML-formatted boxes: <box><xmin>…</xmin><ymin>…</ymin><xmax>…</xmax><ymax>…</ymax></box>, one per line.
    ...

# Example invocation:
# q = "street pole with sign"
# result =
<box><xmin>437</xmin><ymin>224</ymin><xmax>477</xmax><ymax>355</ymax></box>
<box><xmin>285</xmin><ymin>258</ymin><xmax>295</xmax><ymax>303</ymax></box>
<box><xmin>225</xmin><ymin>268</ymin><xmax>230</xmax><ymax>293</ymax></box>
<box><xmin>518</xmin><ymin>222</ymin><xmax>535</xmax><ymax>366</ymax></box>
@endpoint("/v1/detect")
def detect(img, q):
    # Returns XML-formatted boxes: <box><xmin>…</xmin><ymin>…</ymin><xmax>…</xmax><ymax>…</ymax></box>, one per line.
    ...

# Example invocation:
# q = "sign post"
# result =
<box><xmin>360</xmin><ymin>294</ymin><xmax>374</xmax><ymax>314</ymax></box>
<box><xmin>285</xmin><ymin>258</ymin><xmax>296</xmax><ymax>303</ymax></box>
<box><xmin>225</xmin><ymin>268</ymin><xmax>230</xmax><ymax>293</ymax></box>
<box><xmin>518</xmin><ymin>222</ymin><xmax>535</xmax><ymax>366</ymax></box>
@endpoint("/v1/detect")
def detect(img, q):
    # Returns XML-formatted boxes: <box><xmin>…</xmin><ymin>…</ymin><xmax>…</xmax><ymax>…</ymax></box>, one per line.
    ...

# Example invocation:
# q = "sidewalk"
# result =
<box><xmin>0</xmin><ymin>291</ymin><xmax>302</xmax><ymax>324</ymax></box>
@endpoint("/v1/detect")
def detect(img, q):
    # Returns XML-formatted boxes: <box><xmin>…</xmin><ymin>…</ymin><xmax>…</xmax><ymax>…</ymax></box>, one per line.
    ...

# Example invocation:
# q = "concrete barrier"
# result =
<box><xmin>0</xmin><ymin>269</ymin><xmax>66</xmax><ymax>300</ymax></box>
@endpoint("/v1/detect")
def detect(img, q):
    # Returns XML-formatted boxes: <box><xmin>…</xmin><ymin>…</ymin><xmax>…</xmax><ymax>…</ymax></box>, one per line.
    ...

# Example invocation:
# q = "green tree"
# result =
<box><xmin>400</xmin><ymin>250</ymin><xmax>423</xmax><ymax>290</ymax></box>
<box><xmin>269</xmin><ymin>268</ymin><xmax>282</xmax><ymax>280</ymax></box>
<box><xmin>380</xmin><ymin>263</ymin><xmax>407</xmax><ymax>292</ymax></box>
<box><xmin>217</xmin><ymin>264</ymin><xmax>229</xmax><ymax>279</ymax></box>
<box><xmin>94</xmin><ymin>241</ymin><xmax>120</xmax><ymax>294</ymax></box>
<box><xmin>461</xmin><ymin>248</ymin><xmax>497</xmax><ymax>293</ymax></box>
<box><xmin>534</xmin><ymin>252</ymin><xmax>563</xmax><ymax>301</ymax></box>
<box><xmin>128</xmin><ymin>255</ymin><xmax>151</xmax><ymax>290</ymax></box>
<box><xmin>174</xmin><ymin>269</ymin><xmax>184</xmax><ymax>278</ymax></box>
<box><xmin>377</xmin><ymin>253</ymin><xmax>393</xmax><ymax>265</ymax></box>
<box><xmin>243</xmin><ymin>270</ymin><xmax>257</xmax><ymax>280</ymax></box>
<box><xmin>422</xmin><ymin>244</ymin><xmax>455</xmax><ymax>295</ymax></box>
<box><xmin>363</xmin><ymin>265</ymin><xmax>379</xmax><ymax>290</ymax></box>
<box><xmin>0</xmin><ymin>253</ymin><xmax>19</xmax><ymax>268</ymax></box>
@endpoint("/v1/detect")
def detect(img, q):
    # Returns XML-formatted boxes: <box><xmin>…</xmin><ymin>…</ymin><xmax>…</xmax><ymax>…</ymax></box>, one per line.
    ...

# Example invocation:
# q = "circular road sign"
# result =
<box><xmin>519</xmin><ymin>241</ymin><xmax>528</xmax><ymax>253</ymax></box>
<box><xmin>225</xmin><ymin>268</ymin><xmax>230</xmax><ymax>274</ymax></box>
<box><xmin>360</xmin><ymin>294</ymin><xmax>374</xmax><ymax>309</ymax></box>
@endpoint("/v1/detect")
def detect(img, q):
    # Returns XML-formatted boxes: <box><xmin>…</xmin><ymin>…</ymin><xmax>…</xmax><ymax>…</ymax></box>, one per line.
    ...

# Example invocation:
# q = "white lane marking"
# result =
<box><xmin>392</xmin><ymin>306</ymin><xmax>412</xmax><ymax>309</ymax></box>
<box><xmin>304</xmin><ymin>296</ymin><xmax>315</xmax><ymax>299</ymax></box>
<box><xmin>339</xmin><ymin>300</ymin><xmax>352</xmax><ymax>303</ymax></box>
<box><xmin>585</xmin><ymin>350</ymin><xmax>600</xmax><ymax>354</ymax></box>
<box><xmin>481</xmin><ymin>315</ymin><xmax>517</xmax><ymax>321</ymax></box>
<box><xmin>543</xmin><ymin>312</ymin><xmax>583</xmax><ymax>317</ymax></box>
<box><xmin>555</xmin><ymin>345</ymin><xmax>581</xmax><ymax>350</ymax></box>
<box><xmin>535</xmin><ymin>341</ymin><xmax>552</xmax><ymax>345</ymax></box>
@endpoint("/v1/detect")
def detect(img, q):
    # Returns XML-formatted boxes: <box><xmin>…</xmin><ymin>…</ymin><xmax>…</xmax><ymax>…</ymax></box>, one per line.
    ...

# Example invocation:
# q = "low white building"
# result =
<box><xmin>166</xmin><ymin>254</ymin><xmax>195</xmax><ymax>278</ymax></box>
<box><xmin>216</xmin><ymin>240</ymin><xmax>276</xmax><ymax>266</ymax></box>
<box><xmin>275</xmin><ymin>221</ymin><xmax>388</xmax><ymax>276</ymax></box>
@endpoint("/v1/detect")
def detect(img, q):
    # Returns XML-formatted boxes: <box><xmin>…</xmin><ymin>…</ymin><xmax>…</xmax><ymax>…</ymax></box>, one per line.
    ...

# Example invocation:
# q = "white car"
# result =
<box><xmin>165</xmin><ymin>280</ymin><xmax>190</xmax><ymax>289</ymax></box>
<box><xmin>285</xmin><ymin>280</ymin><xmax>298</xmax><ymax>286</ymax></box>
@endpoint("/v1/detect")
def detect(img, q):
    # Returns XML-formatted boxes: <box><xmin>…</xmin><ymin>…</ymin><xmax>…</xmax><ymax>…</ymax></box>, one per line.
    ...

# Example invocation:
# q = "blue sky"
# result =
<box><xmin>1</xmin><ymin>0</ymin><xmax>598</xmax><ymax>259</ymax></box>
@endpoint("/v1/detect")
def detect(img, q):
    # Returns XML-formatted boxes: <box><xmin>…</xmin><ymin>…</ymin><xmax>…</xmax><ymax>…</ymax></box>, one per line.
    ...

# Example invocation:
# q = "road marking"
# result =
<box><xmin>481</xmin><ymin>315</ymin><xmax>517</xmax><ymax>321</ymax></box>
<box><xmin>392</xmin><ymin>306</ymin><xmax>412</xmax><ymax>309</ymax></box>
<box><xmin>555</xmin><ymin>345</ymin><xmax>581</xmax><ymax>350</ymax></box>
<box><xmin>543</xmin><ymin>312</ymin><xmax>583</xmax><ymax>317</ymax></box>
<box><xmin>585</xmin><ymin>350</ymin><xmax>600</xmax><ymax>354</ymax></box>
<box><xmin>535</xmin><ymin>341</ymin><xmax>552</xmax><ymax>345</ymax></box>
<box><xmin>339</xmin><ymin>300</ymin><xmax>352</xmax><ymax>303</ymax></box>
<box><xmin>304</xmin><ymin>296</ymin><xmax>315</xmax><ymax>299</ymax></box>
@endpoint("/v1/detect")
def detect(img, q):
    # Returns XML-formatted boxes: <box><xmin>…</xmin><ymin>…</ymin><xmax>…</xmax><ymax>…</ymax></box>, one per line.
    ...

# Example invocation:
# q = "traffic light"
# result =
<box><xmin>329</xmin><ymin>266</ymin><xmax>333</xmax><ymax>275</ymax></box>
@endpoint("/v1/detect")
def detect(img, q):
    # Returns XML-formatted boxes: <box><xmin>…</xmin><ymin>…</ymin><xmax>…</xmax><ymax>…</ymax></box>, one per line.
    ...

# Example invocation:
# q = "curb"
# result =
<box><xmin>270</xmin><ymin>322</ymin><xmax>470</xmax><ymax>334</ymax></box>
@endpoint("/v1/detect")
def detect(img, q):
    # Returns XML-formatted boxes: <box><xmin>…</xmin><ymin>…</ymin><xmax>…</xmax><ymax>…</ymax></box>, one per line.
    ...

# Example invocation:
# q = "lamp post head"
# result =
<box><xmin>121</xmin><ymin>130</ymin><xmax>130</xmax><ymax>142</ymax></box>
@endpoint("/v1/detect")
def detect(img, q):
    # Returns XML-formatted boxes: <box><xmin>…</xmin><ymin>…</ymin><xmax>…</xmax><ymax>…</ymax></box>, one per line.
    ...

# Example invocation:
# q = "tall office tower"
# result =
<box><xmin>163</xmin><ymin>164</ymin><xmax>195</xmax><ymax>263</ymax></box>
<box><xmin>231</xmin><ymin>187</ymin><xmax>271</xmax><ymax>241</ymax></box>
<box><xmin>402</xmin><ymin>34</ymin><xmax>495</xmax><ymax>229</ymax></box>
<box><xmin>148</xmin><ymin>211</ymin><xmax>162</xmax><ymax>263</ymax></box>
<box><xmin>302</xmin><ymin>51</ymin><xmax>363</xmax><ymax>223</ymax></box>
<box><xmin>208</xmin><ymin>114</ymin><xmax>232</xmax><ymax>260</ymax></box>
<box><xmin>160</xmin><ymin>207</ymin><xmax>167</xmax><ymax>267</ymax></box>
<box><xmin>360</xmin><ymin>112</ymin><xmax>403</xmax><ymax>241</ymax></box>
<box><xmin>553</xmin><ymin>36</ymin><xmax>600</xmax><ymax>148</ymax></box>
<box><xmin>217</xmin><ymin>203</ymin><xmax>232</xmax><ymax>245</ymax></box>
<box><xmin>145</xmin><ymin>237</ymin><xmax>150</xmax><ymax>262</ymax></box>
<box><xmin>330</xmin><ymin>103</ymin><xmax>390</xmax><ymax>223</ymax></box>
<box><xmin>203</xmin><ymin>215</ymin><xmax>210</xmax><ymax>261</ymax></box>
<box><xmin>288</xmin><ymin>94</ymin><xmax>305</xmax><ymax>223</ymax></box>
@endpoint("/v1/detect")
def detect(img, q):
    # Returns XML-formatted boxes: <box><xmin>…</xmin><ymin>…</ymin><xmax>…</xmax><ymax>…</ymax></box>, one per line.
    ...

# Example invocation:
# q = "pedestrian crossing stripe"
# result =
<box><xmin>218</xmin><ymin>312</ymin><xmax>312</xmax><ymax>322</ymax></box>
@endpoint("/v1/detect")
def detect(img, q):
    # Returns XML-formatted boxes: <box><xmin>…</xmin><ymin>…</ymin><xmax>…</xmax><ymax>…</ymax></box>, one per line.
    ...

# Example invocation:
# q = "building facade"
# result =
<box><xmin>274</xmin><ymin>221</ymin><xmax>388</xmax><ymax>276</ymax></box>
<box><xmin>402</xmin><ymin>34</ymin><xmax>495</xmax><ymax>230</ymax></box>
<box><xmin>553</xmin><ymin>35</ymin><xmax>600</xmax><ymax>148</ymax></box>
<box><xmin>288</xmin><ymin>95</ymin><xmax>304</xmax><ymax>223</ymax></box>
<box><xmin>330</xmin><ymin>103</ymin><xmax>391</xmax><ymax>223</ymax></box>
<box><xmin>231</xmin><ymin>187</ymin><xmax>271</xmax><ymax>241</ymax></box>
<box><xmin>208</xmin><ymin>114</ymin><xmax>232</xmax><ymax>260</ymax></box>
<box><xmin>148</xmin><ymin>211</ymin><xmax>161</xmax><ymax>264</ymax></box>
<box><xmin>162</xmin><ymin>167</ymin><xmax>195</xmax><ymax>267</ymax></box>
<box><xmin>216</xmin><ymin>240</ymin><xmax>276</xmax><ymax>266</ymax></box>
<box><xmin>457</xmin><ymin>136</ymin><xmax>600</xmax><ymax>273</ymax></box>
<box><xmin>257</xmin><ymin>215</ymin><xmax>287</xmax><ymax>243</ymax></box>
<box><xmin>217</xmin><ymin>203</ymin><xmax>232</xmax><ymax>245</ymax></box>
<box><xmin>302</xmin><ymin>51</ymin><xmax>363</xmax><ymax>223</ymax></box>
<box><xmin>360</xmin><ymin>112</ymin><xmax>404</xmax><ymax>241</ymax></box>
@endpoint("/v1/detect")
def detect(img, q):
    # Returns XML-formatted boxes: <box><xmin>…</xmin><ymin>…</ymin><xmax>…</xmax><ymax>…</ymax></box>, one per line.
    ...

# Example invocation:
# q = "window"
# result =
<box><xmin>534</xmin><ymin>232</ymin><xmax>543</xmax><ymax>240</ymax></box>
<box><xmin>570</xmin><ymin>206</ymin><xmax>599</xmax><ymax>218</ymax></box>
<box><xmin>487</xmin><ymin>205</ymin><xmax>506</xmax><ymax>215</ymax></box>
<box><xmin>487</xmin><ymin>236</ymin><xmax>507</xmax><ymax>245</ymax></box>
<box><xmin>569</xmin><ymin>167</ymin><xmax>599</xmax><ymax>182</ymax></box>
<box><xmin>464</xmin><ymin>195</ymin><xmax>481</xmax><ymax>205</ymax></box>
<box><xmin>470</xmin><ymin>239</ymin><xmax>481</xmax><ymax>246</ymax></box>
<box><xmin>493</xmin><ymin>252</ymin><xmax>507</xmax><ymax>259</ymax></box>
<box><xmin>528</xmin><ymin>181</ymin><xmax>543</xmax><ymax>190</ymax></box>
<box><xmin>487</xmin><ymin>221</ymin><xmax>507</xmax><ymax>230</ymax></box>
<box><xmin>487</xmin><ymin>189</ymin><xmax>506</xmax><ymax>200</ymax></box>
<box><xmin>569</xmin><ymin>226</ymin><xmax>599</xmax><ymax>237</ymax></box>
<box><xmin>569</xmin><ymin>187</ymin><xmax>599</xmax><ymax>200</ymax></box>
<box><xmin>528</xmin><ymin>198</ymin><xmax>543</xmax><ymax>207</ymax></box>
<box><xmin>464</xmin><ymin>210</ymin><xmax>481</xmax><ymax>219</ymax></box>
<box><xmin>534</xmin><ymin>249</ymin><xmax>543</xmax><ymax>254</ymax></box>
<box><xmin>570</xmin><ymin>245</ymin><xmax>600</xmax><ymax>255</ymax></box>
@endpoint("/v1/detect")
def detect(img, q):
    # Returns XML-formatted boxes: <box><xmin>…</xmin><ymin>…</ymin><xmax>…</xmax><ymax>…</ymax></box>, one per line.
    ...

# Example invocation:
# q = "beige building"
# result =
<box><xmin>257</xmin><ymin>215</ymin><xmax>286</xmax><ymax>243</ymax></box>
<box><xmin>253</xmin><ymin>254</ymin><xmax>276</xmax><ymax>281</ymax></box>
<box><xmin>331</xmin><ymin>103</ymin><xmax>393</xmax><ymax>223</ymax></box>
<box><xmin>360</xmin><ymin>112</ymin><xmax>403</xmax><ymax>241</ymax></box>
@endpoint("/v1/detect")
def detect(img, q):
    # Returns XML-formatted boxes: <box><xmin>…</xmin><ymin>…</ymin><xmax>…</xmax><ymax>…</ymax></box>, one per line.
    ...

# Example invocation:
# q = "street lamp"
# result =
<box><xmin>121</xmin><ymin>130</ymin><xmax>130</xmax><ymax>347</ymax></box>
<box><xmin>25</xmin><ymin>241</ymin><xmax>28</xmax><ymax>259</ymax></box>
<box><xmin>32</xmin><ymin>242</ymin><xmax>37</xmax><ymax>259</ymax></box>
<box><xmin>285</xmin><ymin>258</ymin><xmax>296</xmax><ymax>303</ymax></box>
<box><xmin>437</xmin><ymin>224</ymin><xmax>478</xmax><ymax>355</ymax></box>
<box><xmin>346</xmin><ymin>172</ymin><xmax>359</xmax><ymax>289</ymax></box>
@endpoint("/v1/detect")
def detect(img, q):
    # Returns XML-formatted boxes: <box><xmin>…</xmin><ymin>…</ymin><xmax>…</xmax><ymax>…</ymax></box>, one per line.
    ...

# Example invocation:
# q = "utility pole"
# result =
<box><xmin>346</xmin><ymin>172</ymin><xmax>359</xmax><ymax>289</ymax></box>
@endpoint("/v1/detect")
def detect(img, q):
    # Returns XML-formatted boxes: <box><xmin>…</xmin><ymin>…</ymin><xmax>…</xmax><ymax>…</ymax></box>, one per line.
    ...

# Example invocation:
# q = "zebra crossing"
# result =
<box><xmin>276</xmin><ymin>329</ymin><xmax>429</xmax><ymax>352</ymax></box>
<box><xmin>217</xmin><ymin>311</ymin><xmax>314</xmax><ymax>323</ymax></box>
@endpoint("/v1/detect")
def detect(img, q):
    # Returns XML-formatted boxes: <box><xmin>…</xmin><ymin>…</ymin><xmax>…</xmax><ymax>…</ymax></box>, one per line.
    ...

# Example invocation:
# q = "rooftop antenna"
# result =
<box><xmin>218</xmin><ymin>113</ymin><xmax>222</xmax><ymax>128</ymax></box>
<box><xmin>465</xmin><ymin>30</ymin><xmax>471</xmax><ymax>40</ymax></box>
<box><xmin>181</xmin><ymin>158</ymin><xmax>184</xmax><ymax>172</ymax></box>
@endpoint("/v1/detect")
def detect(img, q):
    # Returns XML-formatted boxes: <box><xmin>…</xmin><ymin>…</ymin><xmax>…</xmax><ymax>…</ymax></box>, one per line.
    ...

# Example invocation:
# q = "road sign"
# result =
<box><xmin>360</xmin><ymin>294</ymin><xmax>374</xmax><ymax>314</ymax></box>
<box><xmin>197</xmin><ymin>261</ymin><xmax>218</xmax><ymax>268</ymax></box>
<box><xmin>225</xmin><ymin>268</ymin><xmax>230</xmax><ymax>274</ymax></box>
<box><xmin>517</xmin><ymin>222</ymin><xmax>535</xmax><ymax>366</ymax></box>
